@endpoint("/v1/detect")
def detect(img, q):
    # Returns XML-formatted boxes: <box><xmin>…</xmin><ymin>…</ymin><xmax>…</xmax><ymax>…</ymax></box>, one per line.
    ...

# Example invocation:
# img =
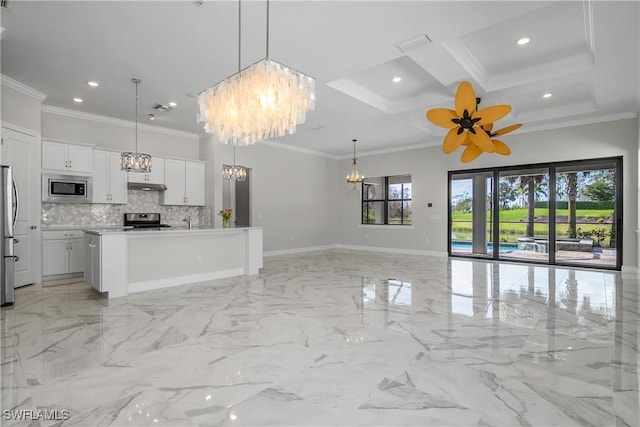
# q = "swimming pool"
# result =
<box><xmin>451</xmin><ymin>241</ymin><xmax>518</xmax><ymax>252</ymax></box>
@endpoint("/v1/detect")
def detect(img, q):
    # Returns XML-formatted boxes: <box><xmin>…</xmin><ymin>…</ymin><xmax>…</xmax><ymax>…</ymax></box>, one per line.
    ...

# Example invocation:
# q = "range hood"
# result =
<box><xmin>128</xmin><ymin>182</ymin><xmax>167</xmax><ymax>191</ymax></box>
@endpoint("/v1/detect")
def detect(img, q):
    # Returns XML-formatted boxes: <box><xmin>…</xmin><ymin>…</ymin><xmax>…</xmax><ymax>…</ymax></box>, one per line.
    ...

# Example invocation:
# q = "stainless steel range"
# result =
<box><xmin>123</xmin><ymin>213</ymin><xmax>171</xmax><ymax>229</ymax></box>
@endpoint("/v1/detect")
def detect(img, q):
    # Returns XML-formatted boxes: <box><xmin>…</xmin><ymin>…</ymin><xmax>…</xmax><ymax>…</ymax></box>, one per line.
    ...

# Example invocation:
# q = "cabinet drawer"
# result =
<box><xmin>43</xmin><ymin>230</ymin><xmax>84</xmax><ymax>240</ymax></box>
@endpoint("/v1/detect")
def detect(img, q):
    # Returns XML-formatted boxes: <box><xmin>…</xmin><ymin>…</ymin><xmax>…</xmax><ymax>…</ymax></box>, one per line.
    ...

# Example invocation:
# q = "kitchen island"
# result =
<box><xmin>83</xmin><ymin>227</ymin><xmax>263</xmax><ymax>298</ymax></box>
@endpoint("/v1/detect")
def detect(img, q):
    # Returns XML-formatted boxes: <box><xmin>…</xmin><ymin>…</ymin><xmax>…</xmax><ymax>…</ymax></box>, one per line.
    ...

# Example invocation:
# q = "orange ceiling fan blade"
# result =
<box><xmin>461</xmin><ymin>144</ymin><xmax>483</xmax><ymax>163</ymax></box>
<box><xmin>455</xmin><ymin>81</ymin><xmax>477</xmax><ymax>117</ymax></box>
<box><xmin>493</xmin><ymin>140</ymin><xmax>512</xmax><ymax>155</ymax></box>
<box><xmin>442</xmin><ymin>128</ymin><xmax>466</xmax><ymax>153</ymax></box>
<box><xmin>426</xmin><ymin>108</ymin><xmax>458</xmax><ymax>129</ymax></box>
<box><xmin>476</xmin><ymin>105</ymin><xmax>511</xmax><ymax>126</ymax></box>
<box><xmin>468</xmin><ymin>129</ymin><xmax>495</xmax><ymax>153</ymax></box>
<box><xmin>492</xmin><ymin>123</ymin><xmax>522</xmax><ymax>137</ymax></box>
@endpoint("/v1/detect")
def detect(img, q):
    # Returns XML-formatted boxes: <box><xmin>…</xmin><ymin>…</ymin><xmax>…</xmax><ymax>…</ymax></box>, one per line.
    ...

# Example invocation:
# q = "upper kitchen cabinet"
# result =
<box><xmin>161</xmin><ymin>159</ymin><xmax>205</xmax><ymax>206</ymax></box>
<box><xmin>128</xmin><ymin>157</ymin><xmax>165</xmax><ymax>185</ymax></box>
<box><xmin>42</xmin><ymin>141</ymin><xmax>93</xmax><ymax>173</ymax></box>
<box><xmin>93</xmin><ymin>150</ymin><xmax>127</xmax><ymax>204</ymax></box>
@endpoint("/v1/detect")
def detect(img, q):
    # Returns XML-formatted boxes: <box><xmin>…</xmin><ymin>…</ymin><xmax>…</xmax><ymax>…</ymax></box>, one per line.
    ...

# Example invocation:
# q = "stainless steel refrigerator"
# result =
<box><xmin>0</xmin><ymin>165</ymin><xmax>15</xmax><ymax>307</ymax></box>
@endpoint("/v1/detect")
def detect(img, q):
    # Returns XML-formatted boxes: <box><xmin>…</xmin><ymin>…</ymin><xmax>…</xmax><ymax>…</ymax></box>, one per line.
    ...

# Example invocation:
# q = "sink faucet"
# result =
<box><xmin>183</xmin><ymin>215</ymin><xmax>192</xmax><ymax>230</ymax></box>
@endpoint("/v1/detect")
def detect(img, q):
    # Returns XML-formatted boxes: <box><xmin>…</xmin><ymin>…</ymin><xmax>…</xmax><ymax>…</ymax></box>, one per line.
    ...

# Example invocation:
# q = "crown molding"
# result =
<box><xmin>1</xmin><ymin>75</ymin><xmax>47</xmax><ymax>101</ymax></box>
<box><xmin>41</xmin><ymin>105</ymin><xmax>199</xmax><ymax>140</ymax></box>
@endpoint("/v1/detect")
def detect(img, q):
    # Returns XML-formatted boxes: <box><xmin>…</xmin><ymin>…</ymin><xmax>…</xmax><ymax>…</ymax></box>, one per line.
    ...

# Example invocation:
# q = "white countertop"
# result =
<box><xmin>83</xmin><ymin>226</ymin><xmax>261</xmax><ymax>236</ymax></box>
<box><xmin>42</xmin><ymin>225</ymin><xmax>129</xmax><ymax>231</ymax></box>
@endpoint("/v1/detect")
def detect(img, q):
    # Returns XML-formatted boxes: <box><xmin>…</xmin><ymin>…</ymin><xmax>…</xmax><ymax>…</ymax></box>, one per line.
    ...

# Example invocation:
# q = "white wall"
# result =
<box><xmin>1</xmin><ymin>85</ymin><xmax>42</xmax><ymax>132</ymax></box>
<box><xmin>334</xmin><ymin>118</ymin><xmax>639</xmax><ymax>269</ymax></box>
<box><xmin>202</xmin><ymin>136</ymin><xmax>337</xmax><ymax>253</ymax></box>
<box><xmin>42</xmin><ymin>110</ymin><xmax>199</xmax><ymax>159</ymax></box>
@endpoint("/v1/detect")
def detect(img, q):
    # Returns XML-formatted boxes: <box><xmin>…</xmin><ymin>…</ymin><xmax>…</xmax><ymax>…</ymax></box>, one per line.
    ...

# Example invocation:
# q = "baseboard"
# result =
<box><xmin>621</xmin><ymin>265</ymin><xmax>638</xmax><ymax>277</ymax></box>
<box><xmin>264</xmin><ymin>245</ymin><xmax>337</xmax><ymax>257</ymax></box>
<box><xmin>335</xmin><ymin>244</ymin><xmax>448</xmax><ymax>257</ymax></box>
<box><xmin>264</xmin><ymin>244</ymin><xmax>447</xmax><ymax>258</ymax></box>
<box><xmin>42</xmin><ymin>272</ymin><xmax>83</xmax><ymax>283</ymax></box>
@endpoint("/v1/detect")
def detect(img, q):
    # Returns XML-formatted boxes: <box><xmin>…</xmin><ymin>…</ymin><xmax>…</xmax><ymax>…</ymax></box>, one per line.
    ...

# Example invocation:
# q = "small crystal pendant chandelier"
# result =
<box><xmin>121</xmin><ymin>78</ymin><xmax>152</xmax><ymax>173</ymax></box>
<box><xmin>346</xmin><ymin>139</ymin><xmax>363</xmax><ymax>189</ymax></box>
<box><xmin>223</xmin><ymin>143</ymin><xmax>247</xmax><ymax>181</ymax></box>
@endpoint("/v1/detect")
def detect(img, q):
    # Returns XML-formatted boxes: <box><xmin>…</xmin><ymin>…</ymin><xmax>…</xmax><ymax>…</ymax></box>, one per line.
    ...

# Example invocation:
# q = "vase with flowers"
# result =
<box><xmin>218</xmin><ymin>208</ymin><xmax>232</xmax><ymax>228</ymax></box>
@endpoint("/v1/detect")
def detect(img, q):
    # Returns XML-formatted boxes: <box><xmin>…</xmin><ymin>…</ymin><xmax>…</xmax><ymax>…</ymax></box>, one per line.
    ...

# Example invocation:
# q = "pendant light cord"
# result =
<box><xmin>353</xmin><ymin>139</ymin><xmax>357</xmax><ymax>164</ymax></box>
<box><xmin>238</xmin><ymin>0</ymin><xmax>242</xmax><ymax>72</ymax></box>
<box><xmin>133</xmin><ymin>78</ymin><xmax>141</xmax><ymax>153</ymax></box>
<box><xmin>266</xmin><ymin>0</ymin><xmax>270</xmax><ymax>58</ymax></box>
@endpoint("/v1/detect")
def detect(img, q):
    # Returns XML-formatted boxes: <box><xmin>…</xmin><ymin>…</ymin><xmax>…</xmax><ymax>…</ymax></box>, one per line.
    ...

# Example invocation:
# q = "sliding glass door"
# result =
<box><xmin>498</xmin><ymin>168</ymin><xmax>550</xmax><ymax>263</ymax></box>
<box><xmin>555</xmin><ymin>160</ymin><xmax>618</xmax><ymax>268</ymax></box>
<box><xmin>450</xmin><ymin>172</ymin><xmax>494</xmax><ymax>258</ymax></box>
<box><xmin>448</xmin><ymin>157</ymin><xmax>621</xmax><ymax>270</ymax></box>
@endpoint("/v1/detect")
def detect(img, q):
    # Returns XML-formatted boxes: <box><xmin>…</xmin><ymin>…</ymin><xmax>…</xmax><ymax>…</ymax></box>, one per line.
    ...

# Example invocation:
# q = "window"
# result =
<box><xmin>362</xmin><ymin>175</ymin><xmax>412</xmax><ymax>225</ymax></box>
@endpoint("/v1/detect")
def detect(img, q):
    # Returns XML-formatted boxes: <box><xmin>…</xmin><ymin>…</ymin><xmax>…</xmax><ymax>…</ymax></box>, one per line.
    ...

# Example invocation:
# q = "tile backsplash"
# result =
<box><xmin>42</xmin><ymin>190</ymin><xmax>212</xmax><ymax>227</ymax></box>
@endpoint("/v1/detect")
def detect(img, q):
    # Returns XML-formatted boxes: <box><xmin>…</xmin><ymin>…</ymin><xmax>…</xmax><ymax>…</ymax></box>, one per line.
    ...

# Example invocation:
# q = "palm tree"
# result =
<box><xmin>506</xmin><ymin>174</ymin><xmax>545</xmax><ymax>237</ymax></box>
<box><xmin>566</xmin><ymin>172</ymin><xmax>578</xmax><ymax>238</ymax></box>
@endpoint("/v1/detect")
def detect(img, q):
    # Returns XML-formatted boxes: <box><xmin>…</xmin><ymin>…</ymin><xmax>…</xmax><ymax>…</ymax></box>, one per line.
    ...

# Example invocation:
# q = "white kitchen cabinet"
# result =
<box><xmin>93</xmin><ymin>150</ymin><xmax>127</xmax><ymax>203</ymax></box>
<box><xmin>42</xmin><ymin>230</ymin><xmax>84</xmax><ymax>276</ymax></box>
<box><xmin>161</xmin><ymin>159</ymin><xmax>205</xmax><ymax>206</ymax></box>
<box><xmin>185</xmin><ymin>161</ymin><xmax>206</xmax><ymax>206</ymax></box>
<box><xmin>128</xmin><ymin>157</ymin><xmax>165</xmax><ymax>185</ymax></box>
<box><xmin>42</xmin><ymin>141</ymin><xmax>93</xmax><ymax>173</ymax></box>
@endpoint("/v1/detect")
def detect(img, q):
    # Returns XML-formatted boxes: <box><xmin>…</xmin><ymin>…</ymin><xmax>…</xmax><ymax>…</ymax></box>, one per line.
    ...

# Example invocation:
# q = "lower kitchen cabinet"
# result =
<box><xmin>42</xmin><ymin>230</ymin><xmax>84</xmax><ymax>276</ymax></box>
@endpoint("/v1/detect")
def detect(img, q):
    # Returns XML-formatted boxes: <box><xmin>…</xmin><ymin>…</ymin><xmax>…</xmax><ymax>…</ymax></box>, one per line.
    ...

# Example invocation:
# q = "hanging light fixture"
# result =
<box><xmin>197</xmin><ymin>0</ymin><xmax>316</xmax><ymax>145</ymax></box>
<box><xmin>121</xmin><ymin>78</ymin><xmax>152</xmax><ymax>172</ymax></box>
<box><xmin>346</xmin><ymin>139</ymin><xmax>364</xmax><ymax>189</ymax></box>
<box><xmin>223</xmin><ymin>143</ymin><xmax>247</xmax><ymax>181</ymax></box>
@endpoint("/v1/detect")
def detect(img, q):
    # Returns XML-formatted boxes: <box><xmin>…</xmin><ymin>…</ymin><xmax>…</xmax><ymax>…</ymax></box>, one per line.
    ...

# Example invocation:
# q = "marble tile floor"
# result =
<box><xmin>1</xmin><ymin>250</ymin><xmax>638</xmax><ymax>427</ymax></box>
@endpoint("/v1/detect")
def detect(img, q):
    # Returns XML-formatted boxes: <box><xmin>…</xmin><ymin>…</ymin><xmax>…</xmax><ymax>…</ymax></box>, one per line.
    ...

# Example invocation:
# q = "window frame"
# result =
<box><xmin>361</xmin><ymin>174</ymin><xmax>412</xmax><ymax>226</ymax></box>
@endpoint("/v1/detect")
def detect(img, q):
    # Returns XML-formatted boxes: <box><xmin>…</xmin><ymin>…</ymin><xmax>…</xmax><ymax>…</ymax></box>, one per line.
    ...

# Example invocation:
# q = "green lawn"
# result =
<box><xmin>452</xmin><ymin>208</ymin><xmax>613</xmax><ymax>222</ymax></box>
<box><xmin>451</xmin><ymin>208</ymin><xmax>615</xmax><ymax>246</ymax></box>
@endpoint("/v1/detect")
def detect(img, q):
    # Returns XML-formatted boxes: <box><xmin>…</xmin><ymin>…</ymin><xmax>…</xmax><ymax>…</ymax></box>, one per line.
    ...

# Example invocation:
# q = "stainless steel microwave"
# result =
<box><xmin>42</xmin><ymin>174</ymin><xmax>92</xmax><ymax>203</ymax></box>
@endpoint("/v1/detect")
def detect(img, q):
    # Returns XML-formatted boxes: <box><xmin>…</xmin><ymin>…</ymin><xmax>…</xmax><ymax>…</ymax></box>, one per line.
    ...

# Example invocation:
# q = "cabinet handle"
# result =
<box><xmin>13</xmin><ymin>238</ymin><xmax>18</xmax><ymax>244</ymax></box>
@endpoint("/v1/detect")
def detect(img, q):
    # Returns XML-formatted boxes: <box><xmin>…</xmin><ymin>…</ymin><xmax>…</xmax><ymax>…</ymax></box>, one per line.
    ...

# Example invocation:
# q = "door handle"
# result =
<box><xmin>13</xmin><ymin>255</ymin><xmax>19</xmax><ymax>262</ymax></box>
<box><xmin>30</xmin><ymin>225</ymin><xmax>37</xmax><ymax>230</ymax></box>
<box><xmin>13</xmin><ymin>238</ymin><xmax>18</xmax><ymax>244</ymax></box>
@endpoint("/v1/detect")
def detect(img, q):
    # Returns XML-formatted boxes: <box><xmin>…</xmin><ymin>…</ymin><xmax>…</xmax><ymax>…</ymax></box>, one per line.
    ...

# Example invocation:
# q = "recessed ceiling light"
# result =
<box><xmin>542</xmin><ymin>93</ymin><xmax>552</xmax><ymax>98</ymax></box>
<box><xmin>87</xmin><ymin>81</ymin><xmax>99</xmax><ymax>87</ymax></box>
<box><xmin>73</xmin><ymin>97</ymin><xmax>83</xmax><ymax>103</ymax></box>
<box><xmin>148</xmin><ymin>113</ymin><xmax>157</xmax><ymax>120</ymax></box>
<box><xmin>517</xmin><ymin>37</ymin><xmax>530</xmax><ymax>46</ymax></box>
<box><xmin>168</xmin><ymin>102</ymin><xmax>177</xmax><ymax>107</ymax></box>
<box><xmin>392</xmin><ymin>76</ymin><xmax>402</xmax><ymax>83</ymax></box>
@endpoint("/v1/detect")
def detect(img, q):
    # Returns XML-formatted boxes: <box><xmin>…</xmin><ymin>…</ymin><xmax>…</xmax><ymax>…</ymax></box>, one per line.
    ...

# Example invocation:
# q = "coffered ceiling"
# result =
<box><xmin>1</xmin><ymin>1</ymin><xmax>638</xmax><ymax>158</ymax></box>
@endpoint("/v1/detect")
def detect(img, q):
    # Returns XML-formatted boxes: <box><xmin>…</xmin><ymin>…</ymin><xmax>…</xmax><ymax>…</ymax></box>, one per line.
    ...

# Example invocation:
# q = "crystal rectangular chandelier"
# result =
<box><xmin>121</xmin><ymin>78</ymin><xmax>152</xmax><ymax>173</ymax></box>
<box><xmin>223</xmin><ymin>143</ymin><xmax>246</xmax><ymax>181</ymax></box>
<box><xmin>197</xmin><ymin>0</ymin><xmax>315</xmax><ymax>145</ymax></box>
